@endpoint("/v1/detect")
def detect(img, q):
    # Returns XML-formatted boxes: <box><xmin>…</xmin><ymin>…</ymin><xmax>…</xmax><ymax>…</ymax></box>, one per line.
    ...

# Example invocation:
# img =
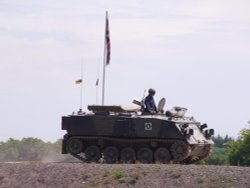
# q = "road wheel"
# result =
<box><xmin>103</xmin><ymin>146</ymin><xmax>119</xmax><ymax>164</ymax></box>
<box><xmin>137</xmin><ymin>147</ymin><xmax>153</xmax><ymax>163</ymax></box>
<box><xmin>154</xmin><ymin>147</ymin><xmax>171</xmax><ymax>164</ymax></box>
<box><xmin>120</xmin><ymin>147</ymin><xmax>136</xmax><ymax>163</ymax></box>
<box><xmin>170</xmin><ymin>141</ymin><xmax>191</xmax><ymax>162</ymax></box>
<box><xmin>85</xmin><ymin>145</ymin><xmax>101</xmax><ymax>162</ymax></box>
<box><xmin>66</xmin><ymin>138</ymin><xmax>83</xmax><ymax>154</ymax></box>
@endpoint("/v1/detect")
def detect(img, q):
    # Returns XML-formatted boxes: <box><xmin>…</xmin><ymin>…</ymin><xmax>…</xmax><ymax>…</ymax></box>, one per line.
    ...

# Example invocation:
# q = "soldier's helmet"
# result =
<box><xmin>148</xmin><ymin>88</ymin><xmax>156</xmax><ymax>95</ymax></box>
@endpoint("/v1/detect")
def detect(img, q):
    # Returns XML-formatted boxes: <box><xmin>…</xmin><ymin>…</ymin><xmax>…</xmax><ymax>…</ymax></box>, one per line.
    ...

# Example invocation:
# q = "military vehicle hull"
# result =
<box><xmin>61</xmin><ymin>107</ymin><xmax>214</xmax><ymax>164</ymax></box>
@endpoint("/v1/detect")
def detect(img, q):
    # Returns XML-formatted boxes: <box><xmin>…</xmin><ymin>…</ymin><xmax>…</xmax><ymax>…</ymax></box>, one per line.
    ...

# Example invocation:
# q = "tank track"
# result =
<box><xmin>66</xmin><ymin>136</ymin><xmax>212</xmax><ymax>164</ymax></box>
<box><xmin>70</xmin><ymin>153</ymin><xmax>87</xmax><ymax>162</ymax></box>
<box><xmin>182</xmin><ymin>145</ymin><xmax>212</xmax><ymax>164</ymax></box>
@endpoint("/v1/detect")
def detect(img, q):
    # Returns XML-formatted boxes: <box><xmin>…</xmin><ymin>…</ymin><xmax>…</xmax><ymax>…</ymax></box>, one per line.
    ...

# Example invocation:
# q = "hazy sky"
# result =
<box><xmin>1</xmin><ymin>0</ymin><xmax>250</xmax><ymax>141</ymax></box>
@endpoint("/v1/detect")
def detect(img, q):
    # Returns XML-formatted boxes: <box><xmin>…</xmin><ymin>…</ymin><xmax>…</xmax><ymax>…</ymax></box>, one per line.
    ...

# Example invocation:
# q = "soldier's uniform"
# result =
<box><xmin>143</xmin><ymin>88</ymin><xmax>157</xmax><ymax>114</ymax></box>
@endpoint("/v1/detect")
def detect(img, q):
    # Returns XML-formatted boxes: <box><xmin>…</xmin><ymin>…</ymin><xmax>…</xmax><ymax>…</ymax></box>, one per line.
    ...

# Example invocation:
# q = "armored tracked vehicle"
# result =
<box><xmin>61</xmin><ymin>98</ymin><xmax>214</xmax><ymax>164</ymax></box>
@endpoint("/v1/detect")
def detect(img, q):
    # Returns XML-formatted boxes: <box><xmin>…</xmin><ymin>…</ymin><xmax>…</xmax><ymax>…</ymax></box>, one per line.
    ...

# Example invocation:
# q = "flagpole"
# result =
<box><xmin>80</xmin><ymin>62</ymin><xmax>83</xmax><ymax>110</ymax></box>
<box><xmin>102</xmin><ymin>11</ymin><xmax>108</xmax><ymax>105</ymax></box>
<box><xmin>96</xmin><ymin>58</ymin><xmax>100</xmax><ymax>104</ymax></box>
<box><xmin>102</xmin><ymin>51</ymin><xmax>106</xmax><ymax>105</ymax></box>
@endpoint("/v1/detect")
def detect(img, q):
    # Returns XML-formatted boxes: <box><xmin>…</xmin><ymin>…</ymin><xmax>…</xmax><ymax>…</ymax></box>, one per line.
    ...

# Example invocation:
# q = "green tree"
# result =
<box><xmin>206</xmin><ymin>147</ymin><xmax>228</xmax><ymax>165</ymax></box>
<box><xmin>205</xmin><ymin>135</ymin><xmax>234</xmax><ymax>165</ymax></box>
<box><xmin>0</xmin><ymin>138</ymin><xmax>19</xmax><ymax>161</ymax></box>
<box><xmin>227</xmin><ymin>129</ymin><xmax>250</xmax><ymax>166</ymax></box>
<box><xmin>0</xmin><ymin>137</ymin><xmax>76</xmax><ymax>162</ymax></box>
<box><xmin>17</xmin><ymin>137</ymin><xmax>47</xmax><ymax>161</ymax></box>
<box><xmin>212</xmin><ymin>134</ymin><xmax>233</xmax><ymax>148</ymax></box>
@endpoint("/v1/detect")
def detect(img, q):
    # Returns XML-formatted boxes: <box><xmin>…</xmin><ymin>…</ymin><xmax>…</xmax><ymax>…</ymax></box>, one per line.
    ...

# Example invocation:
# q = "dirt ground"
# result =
<box><xmin>0</xmin><ymin>162</ymin><xmax>250</xmax><ymax>188</ymax></box>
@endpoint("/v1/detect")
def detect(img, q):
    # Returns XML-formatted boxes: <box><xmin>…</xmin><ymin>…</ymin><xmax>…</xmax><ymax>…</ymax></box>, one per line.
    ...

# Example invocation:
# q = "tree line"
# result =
<box><xmin>0</xmin><ymin>128</ymin><xmax>250</xmax><ymax>166</ymax></box>
<box><xmin>0</xmin><ymin>138</ymin><xmax>75</xmax><ymax>162</ymax></box>
<box><xmin>205</xmin><ymin>128</ymin><xmax>250</xmax><ymax>166</ymax></box>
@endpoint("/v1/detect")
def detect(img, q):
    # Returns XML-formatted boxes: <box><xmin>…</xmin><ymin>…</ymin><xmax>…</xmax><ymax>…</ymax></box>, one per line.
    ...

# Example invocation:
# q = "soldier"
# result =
<box><xmin>143</xmin><ymin>88</ymin><xmax>157</xmax><ymax>114</ymax></box>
